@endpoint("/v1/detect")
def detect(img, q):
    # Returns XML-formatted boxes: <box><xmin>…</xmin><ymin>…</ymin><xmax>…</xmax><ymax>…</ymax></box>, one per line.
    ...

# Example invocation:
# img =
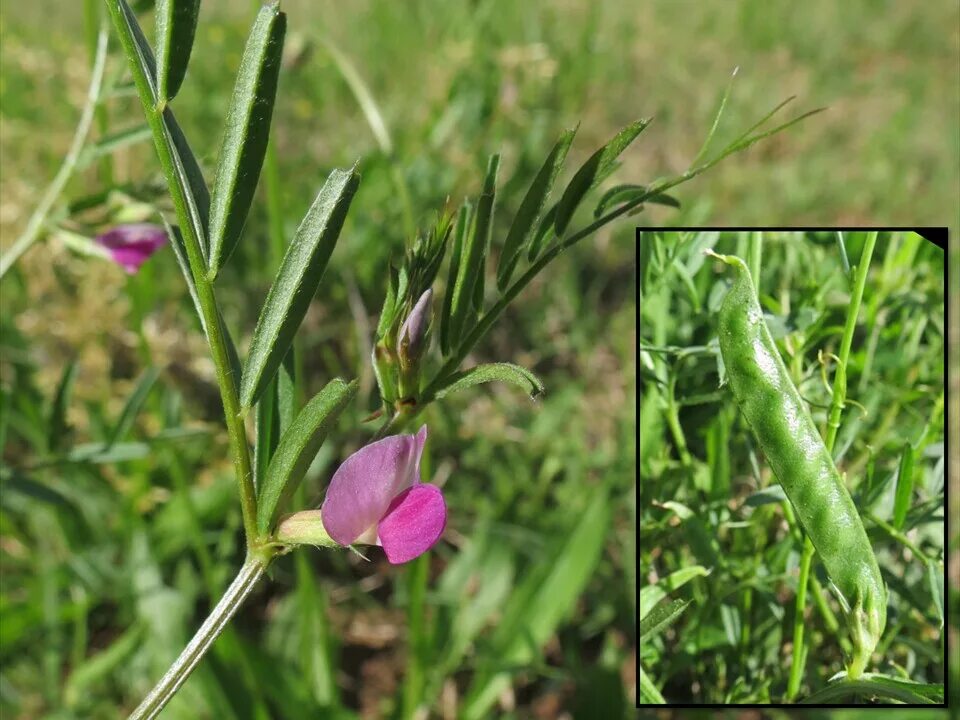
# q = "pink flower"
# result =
<box><xmin>95</xmin><ymin>223</ymin><xmax>167</xmax><ymax>274</ymax></box>
<box><xmin>321</xmin><ymin>425</ymin><xmax>446</xmax><ymax>564</ymax></box>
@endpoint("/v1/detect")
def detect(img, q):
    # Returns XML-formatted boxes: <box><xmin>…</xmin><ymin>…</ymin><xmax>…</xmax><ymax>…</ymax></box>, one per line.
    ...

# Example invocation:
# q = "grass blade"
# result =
<box><xmin>64</xmin><ymin>623</ymin><xmax>144</xmax><ymax>708</ymax></box>
<box><xmin>497</xmin><ymin>127</ymin><xmax>575</xmax><ymax>291</ymax></box>
<box><xmin>322</xmin><ymin>39</ymin><xmax>392</xmax><ymax>155</ymax></box>
<box><xmin>208</xmin><ymin>2</ymin><xmax>286</xmax><ymax>277</ymax></box>
<box><xmin>435</xmin><ymin>527</ymin><xmax>514</xmax><ymax>674</ymax></box>
<box><xmin>639</xmin><ymin>598</ymin><xmax>691</xmax><ymax>642</ymax></box>
<box><xmin>553</xmin><ymin>118</ymin><xmax>650</xmax><ymax>236</ymax></box>
<box><xmin>462</xmin><ymin>486</ymin><xmax>611</xmax><ymax>719</ymax></box>
<box><xmin>155</xmin><ymin>0</ymin><xmax>200</xmax><ymax>105</ymax></box>
<box><xmin>257</xmin><ymin>378</ymin><xmax>357</xmax><ymax>534</ymax></box>
<box><xmin>47</xmin><ymin>359</ymin><xmax>78</xmax><ymax>453</ymax></box>
<box><xmin>240</xmin><ymin>166</ymin><xmax>359</xmax><ymax>410</ymax></box>
<box><xmin>106</xmin><ymin>366</ymin><xmax>160</xmax><ymax>449</ymax></box>
<box><xmin>893</xmin><ymin>442</ymin><xmax>914</xmax><ymax>530</ymax></box>
<box><xmin>639</xmin><ymin>666</ymin><xmax>666</xmax><ymax>704</ymax></box>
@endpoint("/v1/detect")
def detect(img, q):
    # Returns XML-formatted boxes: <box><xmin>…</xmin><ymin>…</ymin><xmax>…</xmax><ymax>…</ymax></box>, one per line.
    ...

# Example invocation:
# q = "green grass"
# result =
<box><xmin>1</xmin><ymin>0</ymin><xmax>958</xmax><ymax>716</ymax></box>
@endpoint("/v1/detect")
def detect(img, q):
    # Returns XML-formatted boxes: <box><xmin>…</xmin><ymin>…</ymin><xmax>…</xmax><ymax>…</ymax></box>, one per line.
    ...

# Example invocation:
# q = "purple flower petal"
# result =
<box><xmin>377</xmin><ymin>483</ymin><xmax>446</xmax><ymax>564</ymax></box>
<box><xmin>321</xmin><ymin>425</ymin><xmax>428</xmax><ymax>546</ymax></box>
<box><xmin>95</xmin><ymin>223</ymin><xmax>168</xmax><ymax>274</ymax></box>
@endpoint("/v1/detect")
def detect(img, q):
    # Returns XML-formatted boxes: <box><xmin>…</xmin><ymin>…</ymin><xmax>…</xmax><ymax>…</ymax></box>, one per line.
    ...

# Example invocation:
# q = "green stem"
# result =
<box><xmin>166</xmin><ymin>446</ymin><xmax>220</xmax><ymax>595</ymax></box>
<box><xmin>747</xmin><ymin>231</ymin><xmax>762</xmax><ymax>288</ymax></box>
<box><xmin>787</xmin><ymin>231</ymin><xmax>877</xmax><ymax>698</ymax></box>
<box><xmin>866</xmin><ymin>511</ymin><xmax>938</xmax><ymax>565</ymax></box>
<box><xmin>84</xmin><ymin>0</ymin><xmax>114</xmax><ymax>185</ymax></box>
<box><xmin>786</xmin><ymin>536</ymin><xmax>815</xmax><ymax>699</ymax></box>
<box><xmin>665</xmin><ymin>375</ymin><xmax>692</xmax><ymax>467</ymax></box>
<box><xmin>105</xmin><ymin>0</ymin><xmax>259</xmax><ymax>550</ymax></box>
<box><xmin>401</xmin><ymin>554</ymin><xmax>429</xmax><ymax>718</ymax></box>
<box><xmin>810</xmin><ymin>575</ymin><xmax>842</xmax><ymax>638</ymax></box>
<box><xmin>0</xmin><ymin>23</ymin><xmax>108</xmax><ymax>279</ymax></box>
<box><xmin>128</xmin><ymin>559</ymin><xmax>267</xmax><ymax>720</ymax></box>
<box><xmin>825</xmin><ymin>231</ymin><xmax>876</xmax><ymax>451</ymax></box>
<box><xmin>170</xmin><ymin>159</ymin><xmax>259</xmax><ymax>553</ymax></box>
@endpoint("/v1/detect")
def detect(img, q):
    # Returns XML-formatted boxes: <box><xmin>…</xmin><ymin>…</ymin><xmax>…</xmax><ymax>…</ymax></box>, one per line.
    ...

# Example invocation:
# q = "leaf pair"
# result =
<box><xmin>496</xmin><ymin>126</ymin><xmax>576</xmax><ymax>290</ymax></box>
<box><xmin>443</xmin><ymin>154</ymin><xmax>500</xmax><ymax>354</ymax></box>
<box><xmin>152</xmin><ymin>0</ymin><xmax>287</xmax><ymax>276</ymax></box>
<box><xmin>552</xmin><ymin>118</ymin><xmax>651</xmax><ymax>236</ymax></box>
<box><xmin>498</xmin><ymin>119</ymin><xmax>652</xmax><ymax>286</ymax></box>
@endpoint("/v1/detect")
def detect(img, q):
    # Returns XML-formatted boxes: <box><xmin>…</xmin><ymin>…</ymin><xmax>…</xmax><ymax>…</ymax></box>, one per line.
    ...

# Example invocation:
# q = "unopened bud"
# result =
<box><xmin>398</xmin><ymin>289</ymin><xmax>433</xmax><ymax>367</ymax></box>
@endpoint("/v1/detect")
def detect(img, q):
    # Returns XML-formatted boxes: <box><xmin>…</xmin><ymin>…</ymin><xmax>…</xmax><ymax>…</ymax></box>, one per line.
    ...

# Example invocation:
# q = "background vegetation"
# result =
<box><xmin>1</xmin><ymin>0</ymin><xmax>958</xmax><ymax>717</ymax></box>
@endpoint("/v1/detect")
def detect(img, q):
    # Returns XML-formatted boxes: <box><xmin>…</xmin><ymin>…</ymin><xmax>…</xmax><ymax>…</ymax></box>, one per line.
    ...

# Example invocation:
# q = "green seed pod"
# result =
<box><xmin>709</xmin><ymin>250</ymin><xmax>886</xmax><ymax>679</ymax></box>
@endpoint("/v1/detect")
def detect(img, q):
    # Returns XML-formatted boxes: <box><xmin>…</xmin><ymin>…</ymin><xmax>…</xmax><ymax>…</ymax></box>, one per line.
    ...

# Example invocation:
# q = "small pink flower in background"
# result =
<box><xmin>321</xmin><ymin>425</ymin><xmax>446</xmax><ymax>564</ymax></box>
<box><xmin>95</xmin><ymin>223</ymin><xmax>167</xmax><ymax>274</ymax></box>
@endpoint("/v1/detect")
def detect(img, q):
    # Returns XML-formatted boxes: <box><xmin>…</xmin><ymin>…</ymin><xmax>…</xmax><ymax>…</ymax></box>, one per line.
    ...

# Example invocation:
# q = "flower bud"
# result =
<box><xmin>398</xmin><ymin>288</ymin><xmax>433</xmax><ymax>369</ymax></box>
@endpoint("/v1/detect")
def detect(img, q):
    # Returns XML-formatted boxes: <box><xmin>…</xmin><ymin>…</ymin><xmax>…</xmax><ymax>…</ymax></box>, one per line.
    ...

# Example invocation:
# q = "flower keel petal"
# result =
<box><xmin>377</xmin><ymin>483</ymin><xmax>446</xmax><ymax>564</ymax></box>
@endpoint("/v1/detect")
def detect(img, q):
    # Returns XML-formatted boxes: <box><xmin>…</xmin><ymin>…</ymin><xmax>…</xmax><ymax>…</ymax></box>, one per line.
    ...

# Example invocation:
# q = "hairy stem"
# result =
<box><xmin>128</xmin><ymin>559</ymin><xmax>267</xmax><ymax>720</ymax></box>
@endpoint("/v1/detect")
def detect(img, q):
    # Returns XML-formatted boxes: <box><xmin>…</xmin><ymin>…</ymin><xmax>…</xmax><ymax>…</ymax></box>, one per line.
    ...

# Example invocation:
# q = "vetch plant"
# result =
<box><xmin>60</xmin><ymin>1</ymin><xmax>825</xmax><ymax>716</ymax></box>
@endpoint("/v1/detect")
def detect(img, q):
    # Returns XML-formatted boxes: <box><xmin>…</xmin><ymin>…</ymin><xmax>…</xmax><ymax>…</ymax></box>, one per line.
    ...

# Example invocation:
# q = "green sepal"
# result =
<box><xmin>275</xmin><ymin>509</ymin><xmax>338</xmax><ymax>548</ymax></box>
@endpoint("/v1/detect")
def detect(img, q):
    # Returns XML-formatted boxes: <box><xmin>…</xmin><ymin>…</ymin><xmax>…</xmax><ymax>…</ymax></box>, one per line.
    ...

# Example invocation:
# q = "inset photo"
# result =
<box><xmin>639</xmin><ymin>230</ymin><xmax>946</xmax><ymax>706</ymax></box>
